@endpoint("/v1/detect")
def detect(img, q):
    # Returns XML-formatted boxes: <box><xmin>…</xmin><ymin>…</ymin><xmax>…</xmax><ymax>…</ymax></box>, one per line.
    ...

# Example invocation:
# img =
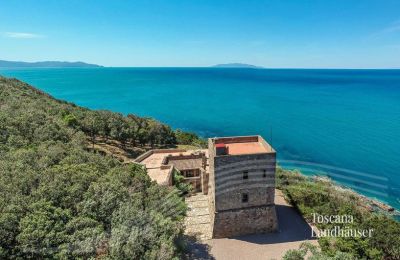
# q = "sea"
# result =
<box><xmin>1</xmin><ymin>67</ymin><xmax>399</xmax><ymax>209</ymax></box>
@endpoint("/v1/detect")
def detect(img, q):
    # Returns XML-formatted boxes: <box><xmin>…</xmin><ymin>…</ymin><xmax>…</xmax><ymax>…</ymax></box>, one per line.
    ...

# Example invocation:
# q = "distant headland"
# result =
<box><xmin>0</xmin><ymin>60</ymin><xmax>102</xmax><ymax>68</ymax></box>
<box><xmin>212</xmin><ymin>63</ymin><xmax>263</xmax><ymax>69</ymax></box>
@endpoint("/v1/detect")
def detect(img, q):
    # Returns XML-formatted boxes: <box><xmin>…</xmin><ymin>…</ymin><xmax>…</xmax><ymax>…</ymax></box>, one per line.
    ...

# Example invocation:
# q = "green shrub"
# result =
<box><xmin>278</xmin><ymin>168</ymin><xmax>400</xmax><ymax>259</ymax></box>
<box><xmin>0</xmin><ymin>76</ymin><xmax>188</xmax><ymax>258</ymax></box>
<box><xmin>173</xmin><ymin>169</ymin><xmax>193</xmax><ymax>195</ymax></box>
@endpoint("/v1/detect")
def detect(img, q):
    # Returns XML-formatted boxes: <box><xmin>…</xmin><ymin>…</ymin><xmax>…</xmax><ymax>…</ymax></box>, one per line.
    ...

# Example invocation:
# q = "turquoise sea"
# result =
<box><xmin>1</xmin><ymin>68</ymin><xmax>400</xmax><ymax>209</ymax></box>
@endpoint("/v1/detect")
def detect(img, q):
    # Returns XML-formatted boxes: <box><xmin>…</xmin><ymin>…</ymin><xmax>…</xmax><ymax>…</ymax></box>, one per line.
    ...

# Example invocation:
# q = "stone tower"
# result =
<box><xmin>208</xmin><ymin>136</ymin><xmax>278</xmax><ymax>238</ymax></box>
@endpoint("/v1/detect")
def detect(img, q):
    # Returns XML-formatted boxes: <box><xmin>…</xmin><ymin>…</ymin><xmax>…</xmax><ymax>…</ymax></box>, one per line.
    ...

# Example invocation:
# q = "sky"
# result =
<box><xmin>1</xmin><ymin>0</ymin><xmax>400</xmax><ymax>68</ymax></box>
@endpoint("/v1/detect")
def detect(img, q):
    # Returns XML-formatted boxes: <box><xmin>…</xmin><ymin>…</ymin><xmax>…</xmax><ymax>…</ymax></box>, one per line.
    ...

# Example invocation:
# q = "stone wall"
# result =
<box><xmin>134</xmin><ymin>148</ymin><xmax>187</xmax><ymax>163</ymax></box>
<box><xmin>208</xmin><ymin>138</ymin><xmax>216</xmax><ymax>224</ymax></box>
<box><xmin>208</xmin><ymin>136</ymin><xmax>278</xmax><ymax>238</ymax></box>
<box><xmin>214</xmin><ymin>136</ymin><xmax>259</xmax><ymax>144</ymax></box>
<box><xmin>212</xmin><ymin>205</ymin><xmax>278</xmax><ymax>238</ymax></box>
<box><xmin>213</xmin><ymin>153</ymin><xmax>276</xmax><ymax>212</ymax></box>
<box><xmin>201</xmin><ymin>168</ymin><xmax>209</xmax><ymax>195</ymax></box>
<box><xmin>164</xmin><ymin>153</ymin><xmax>206</xmax><ymax>165</ymax></box>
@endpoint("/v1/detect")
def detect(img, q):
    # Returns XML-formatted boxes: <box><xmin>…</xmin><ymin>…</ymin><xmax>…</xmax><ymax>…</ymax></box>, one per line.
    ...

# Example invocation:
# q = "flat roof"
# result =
<box><xmin>146</xmin><ymin>167</ymin><xmax>172</xmax><ymax>186</ymax></box>
<box><xmin>224</xmin><ymin>142</ymin><xmax>268</xmax><ymax>155</ymax></box>
<box><xmin>212</xmin><ymin>135</ymin><xmax>274</xmax><ymax>155</ymax></box>
<box><xmin>136</xmin><ymin>149</ymin><xmax>208</xmax><ymax>185</ymax></box>
<box><xmin>168</xmin><ymin>158</ymin><xmax>204</xmax><ymax>171</ymax></box>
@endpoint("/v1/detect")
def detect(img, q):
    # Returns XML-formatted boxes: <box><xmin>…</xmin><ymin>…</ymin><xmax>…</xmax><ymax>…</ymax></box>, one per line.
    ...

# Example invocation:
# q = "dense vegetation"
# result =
<box><xmin>277</xmin><ymin>168</ymin><xmax>400</xmax><ymax>260</ymax></box>
<box><xmin>0</xmin><ymin>76</ymin><xmax>201</xmax><ymax>259</ymax></box>
<box><xmin>174</xmin><ymin>130</ymin><xmax>207</xmax><ymax>148</ymax></box>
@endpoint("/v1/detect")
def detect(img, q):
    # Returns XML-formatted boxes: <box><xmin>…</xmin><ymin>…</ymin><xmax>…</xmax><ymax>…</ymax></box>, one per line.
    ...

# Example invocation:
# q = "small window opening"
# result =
<box><xmin>263</xmin><ymin>170</ymin><xmax>267</xmax><ymax>178</ymax></box>
<box><xmin>242</xmin><ymin>193</ymin><xmax>249</xmax><ymax>203</ymax></box>
<box><xmin>243</xmin><ymin>171</ymin><xmax>249</xmax><ymax>179</ymax></box>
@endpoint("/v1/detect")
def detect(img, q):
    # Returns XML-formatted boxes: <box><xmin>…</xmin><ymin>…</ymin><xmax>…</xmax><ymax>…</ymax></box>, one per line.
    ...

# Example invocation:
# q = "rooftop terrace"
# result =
<box><xmin>212</xmin><ymin>135</ymin><xmax>274</xmax><ymax>156</ymax></box>
<box><xmin>134</xmin><ymin>149</ymin><xmax>208</xmax><ymax>185</ymax></box>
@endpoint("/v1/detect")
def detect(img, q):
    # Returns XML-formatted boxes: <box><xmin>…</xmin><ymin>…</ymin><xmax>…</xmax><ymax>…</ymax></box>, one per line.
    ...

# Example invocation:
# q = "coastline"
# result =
<box><xmin>276</xmin><ymin>168</ymin><xmax>400</xmax><ymax>218</ymax></box>
<box><xmin>282</xmin><ymin>167</ymin><xmax>400</xmax><ymax>214</ymax></box>
<box><xmin>2</xmin><ymin>75</ymin><xmax>399</xmax><ymax>259</ymax></box>
<box><xmin>314</xmin><ymin>175</ymin><xmax>398</xmax><ymax>215</ymax></box>
<box><xmin>1</xmin><ymin>72</ymin><xmax>399</xmax><ymax>212</ymax></box>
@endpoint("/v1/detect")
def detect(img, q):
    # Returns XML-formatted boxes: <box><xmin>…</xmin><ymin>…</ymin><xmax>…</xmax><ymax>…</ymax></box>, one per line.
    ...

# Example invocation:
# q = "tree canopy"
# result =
<box><xmin>0</xmin><ymin>76</ymin><xmax>190</xmax><ymax>259</ymax></box>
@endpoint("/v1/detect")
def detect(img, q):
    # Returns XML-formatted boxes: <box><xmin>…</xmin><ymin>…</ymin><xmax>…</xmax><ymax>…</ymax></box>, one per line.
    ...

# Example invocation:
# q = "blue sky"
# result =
<box><xmin>1</xmin><ymin>0</ymin><xmax>400</xmax><ymax>68</ymax></box>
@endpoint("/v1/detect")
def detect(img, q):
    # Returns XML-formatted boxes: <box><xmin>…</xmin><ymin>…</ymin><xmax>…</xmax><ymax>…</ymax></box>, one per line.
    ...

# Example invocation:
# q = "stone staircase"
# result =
<box><xmin>184</xmin><ymin>194</ymin><xmax>212</xmax><ymax>240</ymax></box>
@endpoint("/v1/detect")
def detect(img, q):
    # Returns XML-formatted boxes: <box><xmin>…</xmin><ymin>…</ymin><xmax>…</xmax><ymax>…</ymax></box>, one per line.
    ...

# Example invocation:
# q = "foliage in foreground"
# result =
<box><xmin>277</xmin><ymin>168</ymin><xmax>400</xmax><ymax>259</ymax></box>
<box><xmin>0</xmin><ymin>77</ymin><xmax>189</xmax><ymax>259</ymax></box>
<box><xmin>283</xmin><ymin>242</ymin><xmax>353</xmax><ymax>260</ymax></box>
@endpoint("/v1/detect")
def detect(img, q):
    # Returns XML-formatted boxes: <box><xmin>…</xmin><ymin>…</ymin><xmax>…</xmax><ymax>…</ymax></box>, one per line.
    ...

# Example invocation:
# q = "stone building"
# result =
<box><xmin>164</xmin><ymin>152</ymin><xmax>208</xmax><ymax>193</ymax></box>
<box><xmin>208</xmin><ymin>136</ymin><xmax>278</xmax><ymax>238</ymax></box>
<box><xmin>134</xmin><ymin>149</ymin><xmax>209</xmax><ymax>193</ymax></box>
<box><xmin>135</xmin><ymin>135</ymin><xmax>278</xmax><ymax>238</ymax></box>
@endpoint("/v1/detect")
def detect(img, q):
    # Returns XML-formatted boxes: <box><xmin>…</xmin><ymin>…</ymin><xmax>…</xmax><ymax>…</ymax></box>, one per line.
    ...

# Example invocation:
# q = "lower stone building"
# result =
<box><xmin>164</xmin><ymin>152</ymin><xmax>208</xmax><ymax>193</ymax></box>
<box><xmin>134</xmin><ymin>148</ymin><xmax>209</xmax><ymax>194</ymax></box>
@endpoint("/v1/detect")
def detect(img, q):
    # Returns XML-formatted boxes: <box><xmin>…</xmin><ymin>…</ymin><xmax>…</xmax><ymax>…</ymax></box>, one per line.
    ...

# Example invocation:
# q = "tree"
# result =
<box><xmin>80</xmin><ymin>111</ymin><xmax>103</xmax><ymax>148</ymax></box>
<box><xmin>58</xmin><ymin>217</ymin><xmax>105</xmax><ymax>259</ymax></box>
<box><xmin>97</xmin><ymin>110</ymin><xmax>114</xmax><ymax>141</ymax></box>
<box><xmin>109</xmin><ymin>199</ymin><xmax>181</xmax><ymax>260</ymax></box>
<box><xmin>17</xmin><ymin>200</ymin><xmax>71</xmax><ymax>259</ymax></box>
<box><xmin>361</xmin><ymin>214</ymin><xmax>400</xmax><ymax>258</ymax></box>
<box><xmin>0</xmin><ymin>204</ymin><xmax>21</xmax><ymax>259</ymax></box>
<box><xmin>0</xmin><ymin>76</ymin><xmax>198</xmax><ymax>259</ymax></box>
<box><xmin>33</xmin><ymin>164</ymin><xmax>102</xmax><ymax>213</ymax></box>
<box><xmin>62</xmin><ymin>113</ymin><xmax>78</xmax><ymax>128</ymax></box>
<box><xmin>175</xmin><ymin>129</ymin><xmax>206</xmax><ymax>147</ymax></box>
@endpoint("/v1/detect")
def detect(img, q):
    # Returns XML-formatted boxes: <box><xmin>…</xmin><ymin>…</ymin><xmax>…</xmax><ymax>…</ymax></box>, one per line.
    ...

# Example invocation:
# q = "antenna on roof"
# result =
<box><xmin>270</xmin><ymin>126</ymin><xmax>273</xmax><ymax>151</ymax></box>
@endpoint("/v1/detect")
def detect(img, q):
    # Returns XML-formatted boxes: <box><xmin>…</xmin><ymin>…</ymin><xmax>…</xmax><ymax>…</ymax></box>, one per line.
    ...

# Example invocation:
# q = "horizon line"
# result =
<box><xmin>1</xmin><ymin>59</ymin><xmax>399</xmax><ymax>70</ymax></box>
<box><xmin>1</xmin><ymin>66</ymin><xmax>400</xmax><ymax>70</ymax></box>
<box><xmin>106</xmin><ymin>66</ymin><xmax>400</xmax><ymax>70</ymax></box>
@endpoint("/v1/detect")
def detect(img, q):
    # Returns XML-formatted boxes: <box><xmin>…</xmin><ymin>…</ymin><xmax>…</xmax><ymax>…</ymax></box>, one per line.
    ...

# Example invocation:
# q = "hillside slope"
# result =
<box><xmin>212</xmin><ymin>63</ymin><xmax>262</xmax><ymax>68</ymax></box>
<box><xmin>0</xmin><ymin>76</ymin><xmax>191</xmax><ymax>259</ymax></box>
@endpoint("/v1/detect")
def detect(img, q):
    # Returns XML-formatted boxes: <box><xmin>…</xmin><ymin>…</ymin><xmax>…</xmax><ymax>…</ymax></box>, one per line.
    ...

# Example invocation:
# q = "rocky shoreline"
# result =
<box><xmin>314</xmin><ymin>176</ymin><xmax>399</xmax><ymax>216</ymax></box>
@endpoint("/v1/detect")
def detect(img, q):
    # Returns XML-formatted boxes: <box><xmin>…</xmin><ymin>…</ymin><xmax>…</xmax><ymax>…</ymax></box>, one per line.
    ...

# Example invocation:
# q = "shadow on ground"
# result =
<box><xmin>231</xmin><ymin>204</ymin><xmax>316</xmax><ymax>245</ymax></box>
<box><xmin>181</xmin><ymin>234</ymin><xmax>215</xmax><ymax>260</ymax></box>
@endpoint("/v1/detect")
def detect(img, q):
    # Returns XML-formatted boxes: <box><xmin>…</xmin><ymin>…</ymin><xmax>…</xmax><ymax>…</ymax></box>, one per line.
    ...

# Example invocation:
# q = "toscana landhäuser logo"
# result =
<box><xmin>311</xmin><ymin>213</ymin><xmax>374</xmax><ymax>238</ymax></box>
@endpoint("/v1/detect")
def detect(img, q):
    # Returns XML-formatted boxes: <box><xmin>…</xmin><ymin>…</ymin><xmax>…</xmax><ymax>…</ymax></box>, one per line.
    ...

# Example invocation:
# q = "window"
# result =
<box><xmin>263</xmin><ymin>170</ymin><xmax>267</xmax><ymax>178</ymax></box>
<box><xmin>183</xmin><ymin>169</ymin><xmax>200</xmax><ymax>178</ymax></box>
<box><xmin>185</xmin><ymin>171</ymin><xmax>194</xmax><ymax>177</ymax></box>
<box><xmin>243</xmin><ymin>171</ymin><xmax>248</xmax><ymax>179</ymax></box>
<box><xmin>242</xmin><ymin>193</ymin><xmax>249</xmax><ymax>203</ymax></box>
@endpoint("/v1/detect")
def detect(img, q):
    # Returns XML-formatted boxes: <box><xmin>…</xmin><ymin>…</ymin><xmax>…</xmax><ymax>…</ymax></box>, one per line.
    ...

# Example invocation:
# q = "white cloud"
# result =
<box><xmin>381</xmin><ymin>20</ymin><xmax>400</xmax><ymax>34</ymax></box>
<box><xmin>370</xmin><ymin>20</ymin><xmax>400</xmax><ymax>38</ymax></box>
<box><xmin>3</xmin><ymin>32</ymin><xmax>43</xmax><ymax>39</ymax></box>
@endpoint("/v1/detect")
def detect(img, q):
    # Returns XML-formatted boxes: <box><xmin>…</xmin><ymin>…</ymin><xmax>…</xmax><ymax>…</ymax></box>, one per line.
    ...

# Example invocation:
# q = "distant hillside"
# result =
<box><xmin>0</xmin><ymin>60</ymin><xmax>102</xmax><ymax>68</ymax></box>
<box><xmin>212</xmin><ymin>63</ymin><xmax>262</xmax><ymax>68</ymax></box>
